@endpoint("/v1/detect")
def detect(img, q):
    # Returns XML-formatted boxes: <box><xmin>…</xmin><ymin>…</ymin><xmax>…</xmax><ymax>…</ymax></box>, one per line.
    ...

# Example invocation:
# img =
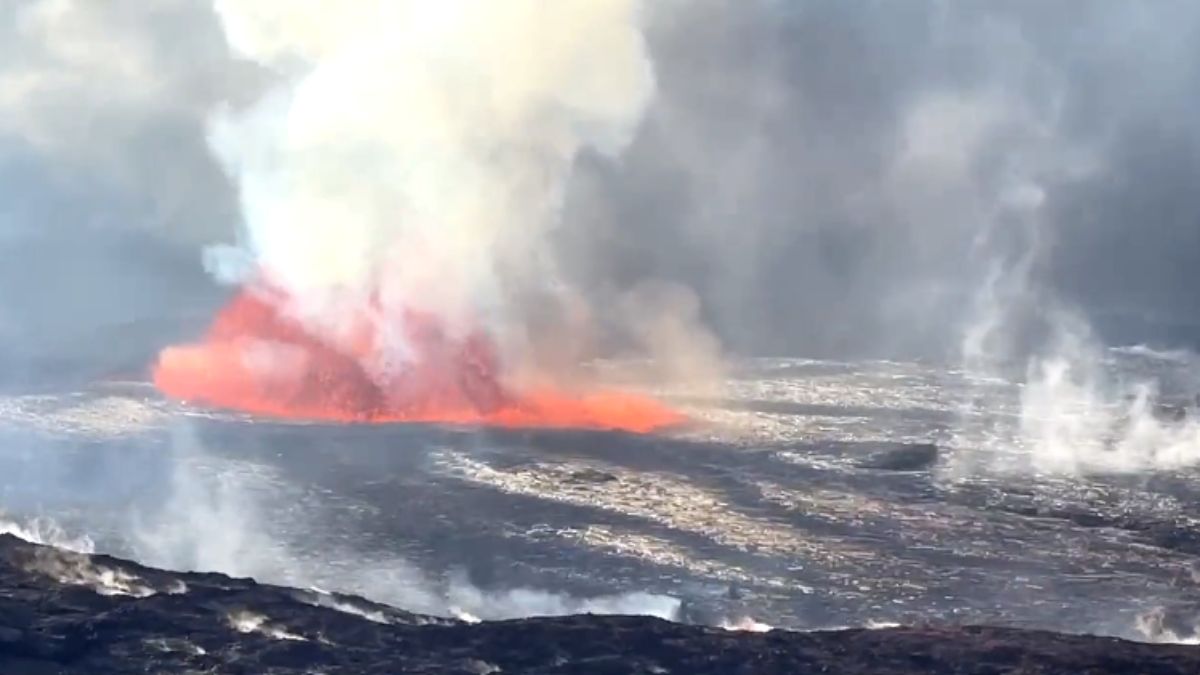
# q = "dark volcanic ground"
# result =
<box><xmin>2</xmin><ymin>355</ymin><xmax>1200</xmax><ymax>649</ymax></box>
<box><xmin>3</xmin><ymin>533</ymin><xmax>1200</xmax><ymax>674</ymax></box>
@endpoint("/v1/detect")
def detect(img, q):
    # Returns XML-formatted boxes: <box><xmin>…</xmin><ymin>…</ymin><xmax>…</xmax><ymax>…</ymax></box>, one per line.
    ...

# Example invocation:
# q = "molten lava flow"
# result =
<box><xmin>154</xmin><ymin>287</ymin><xmax>683</xmax><ymax>433</ymax></box>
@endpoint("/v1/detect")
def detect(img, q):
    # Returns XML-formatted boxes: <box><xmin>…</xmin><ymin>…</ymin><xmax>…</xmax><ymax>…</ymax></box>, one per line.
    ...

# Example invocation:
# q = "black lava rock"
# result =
<box><xmin>0</xmin><ymin>534</ymin><xmax>1197</xmax><ymax>674</ymax></box>
<box><xmin>856</xmin><ymin>443</ymin><xmax>940</xmax><ymax>471</ymax></box>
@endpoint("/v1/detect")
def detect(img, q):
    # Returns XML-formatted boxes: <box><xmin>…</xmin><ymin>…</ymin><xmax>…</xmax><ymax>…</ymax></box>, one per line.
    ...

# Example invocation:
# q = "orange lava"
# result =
<box><xmin>153</xmin><ymin>286</ymin><xmax>683</xmax><ymax>433</ymax></box>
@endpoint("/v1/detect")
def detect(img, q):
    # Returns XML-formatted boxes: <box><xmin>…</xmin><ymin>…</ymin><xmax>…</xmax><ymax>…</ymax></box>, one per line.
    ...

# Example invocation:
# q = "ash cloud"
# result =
<box><xmin>559</xmin><ymin>0</ymin><xmax>1200</xmax><ymax>360</ymax></box>
<box><xmin>3</xmin><ymin>1</ymin><xmax>1199</xmax><ymax>378</ymax></box>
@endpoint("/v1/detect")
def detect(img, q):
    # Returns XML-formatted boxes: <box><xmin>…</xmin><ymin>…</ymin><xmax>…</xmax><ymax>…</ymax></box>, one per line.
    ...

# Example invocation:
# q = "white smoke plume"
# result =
<box><xmin>1</xmin><ymin>513</ymin><xmax>185</xmax><ymax>597</ymax></box>
<box><xmin>719</xmin><ymin>616</ymin><xmax>773</xmax><ymax>633</ymax></box>
<box><xmin>938</xmin><ymin>85</ymin><xmax>1200</xmax><ymax>476</ymax></box>
<box><xmin>863</xmin><ymin>6</ymin><xmax>1200</xmax><ymax>476</ymax></box>
<box><xmin>629</xmin><ymin>283</ymin><xmax>723</xmax><ymax>375</ymax></box>
<box><xmin>1137</xmin><ymin>606</ymin><xmax>1200</xmax><ymax>646</ymax></box>
<box><xmin>27</xmin><ymin>547</ymin><xmax>159</xmax><ymax>598</ymax></box>
<box><xmin>0</xmin><ymin>514</ymin><xmax>94</xmax><ymax>553</ymax></box>
<box><xmin>203</xmin><ymin>0</ymin><xmax>657</xmax><ymax>375</ymax></box>
<box><xmin>228</xmin><ymin>609</ymin><xmax>307</xmax><ymax>641</ymax></box>
<box><xmin>1014</xmin><ymin>332</ymin><xmax>1200</xmax><ymax>475</ymax></box>
<box><xmin>441</xmin><ymin>576</ymin><xmax>681</xmax><ymax>622</ymax></box>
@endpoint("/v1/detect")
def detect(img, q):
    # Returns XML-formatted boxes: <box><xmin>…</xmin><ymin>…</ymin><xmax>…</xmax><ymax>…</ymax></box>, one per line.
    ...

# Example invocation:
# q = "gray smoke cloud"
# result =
<box><xmin>3</xmin><ymin>0</ymin><xmax>1199</xmax><ymax>375</ymax></box>
<box><xmin>561</xmin><ymin>0</ymin><xmax>1200</xmax><ymax>361</ymax></box>
<box><xmin>0</xmin><ymin>0</ymin><xmax>261</xmax><ymax>386</ymax></box>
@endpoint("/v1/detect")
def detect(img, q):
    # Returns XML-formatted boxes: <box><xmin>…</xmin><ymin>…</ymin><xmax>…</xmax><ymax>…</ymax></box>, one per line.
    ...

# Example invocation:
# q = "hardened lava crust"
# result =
<box><xmin>1</xmin><ymin>534</ymin><xmax>1198</xmax><ymax>675</ymax></box>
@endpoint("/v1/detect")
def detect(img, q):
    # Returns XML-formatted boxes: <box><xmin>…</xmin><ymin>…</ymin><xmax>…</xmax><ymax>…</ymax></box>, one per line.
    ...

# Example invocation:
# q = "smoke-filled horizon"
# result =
<box><xmin>2</xmin><ymin>0</ymin><xmax>1200</xmax><ymax>383</ymax></box>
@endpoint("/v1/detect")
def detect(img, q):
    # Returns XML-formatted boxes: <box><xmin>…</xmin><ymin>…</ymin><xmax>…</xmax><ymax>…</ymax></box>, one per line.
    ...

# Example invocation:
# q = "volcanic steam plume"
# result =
<box><xmin>153</xmin><ymin>0</ymin><xmax>683</xmax><ymax>432</ymax></box>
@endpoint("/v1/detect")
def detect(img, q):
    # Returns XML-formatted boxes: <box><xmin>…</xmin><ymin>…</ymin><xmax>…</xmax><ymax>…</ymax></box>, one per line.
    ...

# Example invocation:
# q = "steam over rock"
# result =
<box><xmin>1</xmin><ymin>534</ymin><xmax>1198</xmax><ymax>674</ymax></box>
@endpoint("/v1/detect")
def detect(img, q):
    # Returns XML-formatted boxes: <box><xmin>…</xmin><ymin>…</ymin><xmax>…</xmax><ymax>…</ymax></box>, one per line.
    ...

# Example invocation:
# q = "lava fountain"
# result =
<box><xmin>153</xmin><ymin>285</ymin><xmax>684</xmax><ymax>433</ymax></box>
<box><xmin>154</xmin><ymin>1</ymin><xmax>681</xmax><ymax>432</ymax></box>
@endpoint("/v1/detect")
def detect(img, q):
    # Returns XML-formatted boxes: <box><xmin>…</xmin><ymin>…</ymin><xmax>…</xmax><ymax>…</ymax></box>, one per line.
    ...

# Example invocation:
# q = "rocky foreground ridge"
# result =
<box><xmin>0</xmin><ymin>534</ymin><xmax>1197</xmax><ymax>674</ymax></box>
